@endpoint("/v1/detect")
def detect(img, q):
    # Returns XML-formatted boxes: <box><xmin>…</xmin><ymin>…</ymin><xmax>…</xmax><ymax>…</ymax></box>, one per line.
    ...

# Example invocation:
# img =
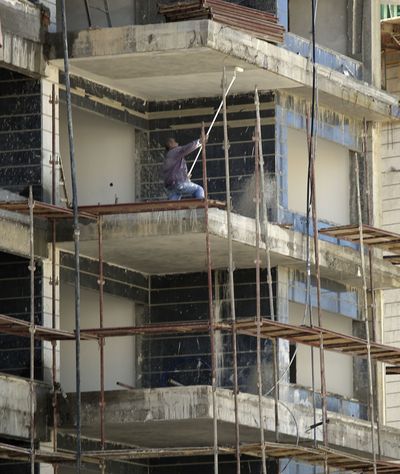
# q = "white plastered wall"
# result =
<box><xmin>289</xmin><ymin>302</ymin><xmax>353</xmax><ymax>398</ymax></box>
<box><xmin>59</xmin><ymin>104</ymin><xmax>136</xmax><ymax>205</ymax></box>
<box><xmin>60</xmin><ymin>284</ymin><xmax>136</xmax><ymax>392</ymax></box>
<box><xmin>287</xmin><ymin>127</ymin><xmax>350</xmax><ymax>224</ymax></box>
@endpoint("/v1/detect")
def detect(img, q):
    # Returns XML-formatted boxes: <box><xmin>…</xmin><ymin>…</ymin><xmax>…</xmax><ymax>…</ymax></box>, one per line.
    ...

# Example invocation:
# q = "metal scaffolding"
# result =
<box><xmin>0</xmin><ymin>39</ymin><xmax>399</xmax><ymax>474</ymax></box>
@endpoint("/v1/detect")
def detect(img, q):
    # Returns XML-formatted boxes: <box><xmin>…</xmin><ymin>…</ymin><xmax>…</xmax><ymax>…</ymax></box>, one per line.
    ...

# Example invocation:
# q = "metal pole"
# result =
<box><xmin>255</xmin><ymin>88</ymin><xmax>279</xmax><ymax>443</ymax></box>
<box><xmin>61</xmin><ymin>1</ymin><xmax>82</xmax><ymax>470</ymax></box>
<box><xmin>310</xmin><ymin>133</ymin><xmax>329</xmax><ymax>452</ymax></box>
<box><xmin>188</xmin><ymin>71</ymin><xmax>239</xmax><ymax>177</ymax></box>
<box><xmin>254</xmin><ymin>123</ymin><xmax>267</xmax><ymax>474</ymax></box>
<box><xmin>354</xmin><ymin>155</ymin><xmax>377</xmax><ymax>474</ymax></box>
<box><xmin>98</xmin><ymin>216</ymin><xmax>106</xmax><ymax>474</ymax></box>
<box><xmin>355</xmin><ymin>154</ymin><xmax>377</xmax><ymax>474</ymax></box>
<box><xmin>103</xmin><ymin>0</ymin><xmax>112</xmax><ymax>27</ymax></box>
<box><xmin>50</xmin><ymin>83</ymin><xmax>59</xmax><ymax>474</ymax></box>
<box><xmin>201</xmin><ymin>123</ymin><xmax>219</xmax><ymax>473</ymax></box>
<box><xmin>363</xmin><ymin>119</ymin><xmax>382</xmax><ymax>457</ymax></box>
<box><xmin>29</xmin><ymin>186</ymin><xmax>35</xmax><ymax>474</ymax></box>
<box><xmin>83</xmin><ymin>0</ymin><xmax>93</xmax><ymax>27</ymax></box>
<box><xmin>305</xmin><ymin>111</ymin><xmax>318</xmax><ymax>449</ymax></box>
<box><xmin>222</xmin><ymin>67</ymin><xmax>241</xmax><ymax>473</ymax></box>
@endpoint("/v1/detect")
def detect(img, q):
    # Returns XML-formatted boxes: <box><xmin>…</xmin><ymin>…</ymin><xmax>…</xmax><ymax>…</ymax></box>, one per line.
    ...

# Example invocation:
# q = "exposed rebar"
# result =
<box><xmin>61</xmin><ymin>1</ymin><xmax>82</xmax><ymax>470</ymax></box>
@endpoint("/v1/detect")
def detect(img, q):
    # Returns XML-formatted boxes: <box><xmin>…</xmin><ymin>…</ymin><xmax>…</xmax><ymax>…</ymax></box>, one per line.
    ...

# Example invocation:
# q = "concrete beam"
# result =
<box><xmin>0</xmin><ymin>373</ymin><xmax>49</xmax><ymax>441</ymax></box>
<box><xmin>47</xmin><ymin>20</ymin><xmax>399</xmax><ymax>120</ymax></box>
<box><xmin>0</xmin><ymin>0</ymin><xmax>46</xmax><ymax>76</ymax></box>
<box><xmin>59</xmin><ymin>386</ymin><xmax>400</xmax><ymax>460</ymax></box>
<box><xmin>56</xmin><ymin>208</ymin><xmax>400</xmax><ymax>289</ymax></box>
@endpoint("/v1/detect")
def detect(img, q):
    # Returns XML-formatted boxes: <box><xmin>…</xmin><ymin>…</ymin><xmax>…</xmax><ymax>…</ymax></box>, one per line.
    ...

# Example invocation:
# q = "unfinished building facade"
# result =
<box><xmin>0</xmin><ymin>0</ymin><xmax>400</xmax><ymax>473</ymax></box>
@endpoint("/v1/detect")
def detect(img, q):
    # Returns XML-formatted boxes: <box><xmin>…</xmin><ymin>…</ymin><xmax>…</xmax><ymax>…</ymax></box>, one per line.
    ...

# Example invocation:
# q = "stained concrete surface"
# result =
<box><xmin>0</xmin><ymin>373</ymin><xmax>49</xmax><ymax>441</ymax></box>
<box><xmin>57</xmin><ymin>208</ymin><xmax>400</xmax><ymax>289</ymax></box>
<box><xmin>59</xmin><ymin>386</ymin><xmax>400</xmax><ymax>460</ymax></box>
<box><xmin>48</xmin><ymin>20</ymin><xmax>399</xmax><ymax>120</ymax></box>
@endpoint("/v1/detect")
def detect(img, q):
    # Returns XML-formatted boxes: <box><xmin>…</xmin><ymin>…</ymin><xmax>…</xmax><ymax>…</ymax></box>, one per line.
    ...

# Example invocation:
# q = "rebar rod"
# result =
<box><xmin>255</xmin><ymin>87</ymin><xmax>279</xmax><ymax>443</ymax></box>
<box><xmin>254</xmin><ymin>121</ymin><xmax>267</xmax><ymax>474</ymax></box>
<box><xmin>201</xmin><ymin>123</ymin><xmax>219</xmax><ymax>474</ymax></box>
<box><xmin>29</xmin><ymin>186</ymin><xmax>35</xmax><ymax>474</ymax></box>
<box><xmin>98</xmin><ymin>216</ymin><xmax>106</xmax><ymax>474</ymax></box>
<box><xmin>222</xmin><ymin>68</ymin><xmax>241</xmax><ymax>474</ymax></box>
<box><xmin>354</xmin><ymin>154</ymin><xmax>377</xmax><ymax>474</ymax></box>
<box><xmin>61</xmin><ymin>1</ymin><xmax>82</xmax><ymax>470</ymax></box>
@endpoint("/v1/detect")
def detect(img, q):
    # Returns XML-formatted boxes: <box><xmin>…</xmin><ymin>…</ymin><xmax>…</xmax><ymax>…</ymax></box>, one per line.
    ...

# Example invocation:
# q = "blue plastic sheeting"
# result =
<box><xmin>284</xmin><ymin>32</ymin><xmax>362</xmax><ymax>80</ymax></box>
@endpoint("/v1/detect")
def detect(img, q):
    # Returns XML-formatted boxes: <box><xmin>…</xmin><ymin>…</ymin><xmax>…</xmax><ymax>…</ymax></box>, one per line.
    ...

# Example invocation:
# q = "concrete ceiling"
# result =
<box><xmin>54</xmin><ymin>48</ymin><xmax>298</xmax><ymax>100</ymax></box>
<box><xmin>58</xmin><ymin>232</ymin><xmax>294</xmax><ymax>275</ymax></box>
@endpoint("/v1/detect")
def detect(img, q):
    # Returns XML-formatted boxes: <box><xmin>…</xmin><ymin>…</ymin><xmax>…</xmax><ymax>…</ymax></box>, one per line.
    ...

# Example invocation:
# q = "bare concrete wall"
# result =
<box><xmin>59</xmin><ymin>104</ymin><xmax>136</xmax><ymax>205</ymax></box>
<box><xmin>288</xmin><ymin>0</ymin><xmax>348</xmax><ymax>55</ymax></box>
<box><xmin>289</xmin><ymin>302</ymin><xmax>354</xmax><ymax>398</ymax></box>
<box><xmin>287</xmin><ymin>127</ymin><xmax>350</xmax><ymax>224</ymax></box>
<box><xmin>60</xmin><ymin>284</ymin><xmax>136</xmax><ymax>392</ymax></box>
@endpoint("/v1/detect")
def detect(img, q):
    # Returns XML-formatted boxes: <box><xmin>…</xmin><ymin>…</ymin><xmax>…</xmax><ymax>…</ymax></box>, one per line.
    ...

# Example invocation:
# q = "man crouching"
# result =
<box><xmin>162</xmin><ymin>137</ymin><xmax>205</xmax><ymax>200</ymax></box>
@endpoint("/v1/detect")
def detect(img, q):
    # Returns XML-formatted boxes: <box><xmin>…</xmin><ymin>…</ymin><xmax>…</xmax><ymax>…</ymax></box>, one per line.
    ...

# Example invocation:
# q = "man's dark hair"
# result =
<box><xmin>165</xmin><ymin>137</ymin><xmax>177</xmax><ymax>151</ymax></box>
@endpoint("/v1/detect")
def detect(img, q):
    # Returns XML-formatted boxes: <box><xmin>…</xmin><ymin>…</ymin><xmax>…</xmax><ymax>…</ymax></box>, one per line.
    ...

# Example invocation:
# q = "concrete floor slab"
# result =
<box><xmin>57</xmin><ymin>208</ymin><xmax>400</xmax><ymax>289</ymax></box>
<box><xmin>48</xmin><ymin>20</ymin><xmax>399</xmax><ymax>120</ymax></box>
<box><xmin>59</xmin><ymin>386</ymin><xmax>400</xmax><ymax>460</ymax></box>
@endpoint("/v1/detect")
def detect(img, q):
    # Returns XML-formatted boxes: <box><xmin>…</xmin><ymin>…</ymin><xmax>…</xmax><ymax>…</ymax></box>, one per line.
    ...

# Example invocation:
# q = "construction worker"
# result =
<box><xmin>163</xmin><ymin>137</ymin><xmax>206</xmax><ymax>200</ymax></box>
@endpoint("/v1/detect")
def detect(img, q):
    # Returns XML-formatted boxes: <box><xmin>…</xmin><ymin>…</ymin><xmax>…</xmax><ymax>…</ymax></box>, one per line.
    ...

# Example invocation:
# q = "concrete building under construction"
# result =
<box><xmin>1</xmin><ymin>0</ymin><xmax>400</xmax><ymax>472</ymax></box>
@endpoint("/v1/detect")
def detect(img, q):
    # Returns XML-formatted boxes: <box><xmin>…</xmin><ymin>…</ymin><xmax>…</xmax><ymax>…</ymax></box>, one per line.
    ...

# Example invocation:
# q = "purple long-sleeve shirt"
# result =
<box><xmin>163</xmin><ymin>140</ymin><xmax>201</xmax><ymax>188</ymax></box>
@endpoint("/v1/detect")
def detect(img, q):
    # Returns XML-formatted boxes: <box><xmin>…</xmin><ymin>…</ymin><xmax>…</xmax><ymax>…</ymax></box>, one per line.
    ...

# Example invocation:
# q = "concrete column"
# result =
<box><xmin>274</xmin><ymin>98</ymin><xmax>288</xmax><ymax>223</ymax></box>
<box><xmin>42</xmin><ymin>247</ymin><xmax>60</xmax><ymax>386</ymax></box>
<box><xmin>362</xmin><ymin>0</ymin><xmax>381</xmax><ymax>87</ymax></box>
<box><xmin>41</xmin><ymin>64</ymin><xmax>60</xmax><ymax>204</ymax></box>
<box><xmin>276</xmin><ymin>266</ymin><xmax>290</xmax><ymax>400</ymax></box>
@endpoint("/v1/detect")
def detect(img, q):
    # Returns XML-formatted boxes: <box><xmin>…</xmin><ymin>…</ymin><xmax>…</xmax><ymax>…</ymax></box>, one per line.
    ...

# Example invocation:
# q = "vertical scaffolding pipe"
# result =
<box><xmin>363</xmin><ymin>119</ymin><xmax>382</xmax><ymax>457</ymax></box>
<box><xmin>50</xmin><ymin>83</ymin><xmax>59</xmax><ymax>473</ymax></box>
<box><xmin>305</xmin><ymin>112</ymin><xmax>318</xmax><ymax>448</ymax></box>
<box><xmin>255</xmin><ymin>88</ymin><xmax>279</xmax><ymax>443</ymax></box>
<box><xmin>29</xmin><ymin>186</ymin><xmax>35</xmax><ymax>474</ymax></box>
<box><xmin>308</xmin><ymin>108</ymin><xmax>329</xmax><ymax>474</ymax></box>
<box><xmin>61</xmin><ymin>1</ymin><xmax>82</xmax><ymax>470</ymax></box>
<box><xmin>201</xmin><ymin>123</ymin><xmax>219</xmax><ymax>473</ymax></box>
<box><xmin>254</xmin><ymin>122</ymin><xmax>267</xmax><ymax>474</ymax></box>
<box><xmin>103</xmin><ymin>0</ymin><xmax>112</xmax><ymax>27</ymax></box>
<box><xmin>354</xmin><ymin>155</ymin><xmax>377</xmax><ymax>474</ymax></box>
<box><xmin>222</xmin><ymin>68</ymin><xmax>241</xmax><ymax>473</ymax></box>
<box><xmin>98</xmin><ymin>216</ymin><xmax>106</xmax><ymax>473</ymax></box>
<box><xmin>83</xmin><ymin>0</ymin><xmax>93</xmax><ymax>27</ymax></box>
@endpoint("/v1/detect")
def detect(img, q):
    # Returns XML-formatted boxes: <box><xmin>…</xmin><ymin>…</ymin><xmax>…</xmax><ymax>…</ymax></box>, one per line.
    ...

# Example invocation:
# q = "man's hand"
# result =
<box><xmin>188</xmin><ymin>173</ymin><xmax>192</xmax><ymax>180</ymax></box>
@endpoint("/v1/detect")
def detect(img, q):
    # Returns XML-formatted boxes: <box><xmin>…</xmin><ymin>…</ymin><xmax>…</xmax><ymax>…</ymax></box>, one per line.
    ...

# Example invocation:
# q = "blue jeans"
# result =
<box><xmin>167</xmin><ymin>181</ymin><xmax>205</xmax><ymax>200</ymax></box>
